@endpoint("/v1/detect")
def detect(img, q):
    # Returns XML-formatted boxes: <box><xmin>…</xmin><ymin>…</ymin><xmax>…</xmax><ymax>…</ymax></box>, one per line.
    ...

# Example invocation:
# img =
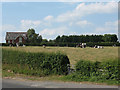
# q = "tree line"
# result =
<box><xmin>27</xmin><ymin>28</ymin><xmax>118</xmax><ymax>44</ymax></box>
<box><xmin>55</xmin><ymin>34</ymin><xmax>118</xmax><ymax>43</ymax></box>
<box><xmin>2</xmin><ymin>28</ymin><xmax>119</xmax><ymax>47</ymax></box>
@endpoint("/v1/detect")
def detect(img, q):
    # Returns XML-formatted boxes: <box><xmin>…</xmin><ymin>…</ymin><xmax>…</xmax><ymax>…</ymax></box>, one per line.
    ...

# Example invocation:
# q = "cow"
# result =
<box><xmin>43</xmin><ymin>45</ymin><xmax>46</xmax><ymax>48</ymax></box>
<box><xmin>76</xmin><ymin>43</ymin><xmax>86</xmax><ymax>48</ymax></box>
<box><xmin>97</xmin><ymin>46</ymin><xmax>104</xmax><ymax>49</ymax></box>
<box><xmin>94</xmin><ymin>45</ymin><xmax>104</xmax><ymax>49</ymax></box>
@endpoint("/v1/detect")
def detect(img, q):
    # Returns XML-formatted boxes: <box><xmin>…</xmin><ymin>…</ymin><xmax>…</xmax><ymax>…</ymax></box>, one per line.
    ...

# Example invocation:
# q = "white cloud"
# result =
<box><xmin>44</xmin><ymin>15</ymin><xmax>54</xmax><ymax>21</ymax></box>
<box><xmin>69</xmin><ymin>22</ymin><xmax>73</xmax><ymax>26</ymax></box>
<box><xmin>105</xmin><ymin>21</ymin><xmax>118</xmax><ymax>27</ymax></box>
<box><xmin>75</xmin><ymin>20</ymin><xmax>92</xmax><ymax>27</ymax></box>
<box><xmin>95</xmin><ymin>20</ymin><xmax>118</xmax><ymax>33</ymax></box>
<box><xmin>56</xmin><ymin>11</ymin><xmax>74</xmax><ymax>22</ymax></box>
<box><xmin>75</xmin><ymin>2</ymin><xmax>117</xmax><ymax>13</ymax></box>
<box><xmin>56</xmin><ymin>2</ymin><xmax>117</xmax><ymax>22</ymax></box>
<box><xmin>40</xmin><ymin>27</ymin><xmax>68</xmax><ymax>36</ymax></box>
<box><xmin>69</xmin><ymin>20</ymin><xmax>92</xmax><ymax>27</ymax></box>
<box><xmin>21</xmin><ymin>20</ymin><xmax>42</xmax><ymax>30</ymax></box>
<box><xmin>39</xmin><ymin>27</ymin><xmax>68</xmax><ymax>40</ymax></box>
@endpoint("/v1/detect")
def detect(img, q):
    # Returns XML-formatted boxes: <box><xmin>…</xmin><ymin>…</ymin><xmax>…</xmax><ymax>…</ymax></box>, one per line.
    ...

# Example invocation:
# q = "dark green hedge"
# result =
<box><xmin>75</xmin><ymin>60</ymin><xmax>119</xmax><ymax>83</ymax></box>
<box><xmin>2</xmin><ymin>49</ymin><xmax>70</xmax><ymax>76</ymax></box>
<box><xmin>2</xmin><ymin>42</ymin><xmax>120</xmax><ymax>47</ymax></box>
<box><xmin>87</xmin><ymin>42</ymin><xmax>120</xmax><ymax>47</ymax></box>
<box><xmin>61</xmin><ymin>60</ymin><xmax>119</xmax><ymax>84</ymax></box>
<box><xmin>75</xmin><ymin>60</ymin><xmax>119</xmax><ymax>81</ymax></box>
<box><xmin>75</xmin><ymin>60</ymin><xmax>100</xmax><ymax>77</ymax></box>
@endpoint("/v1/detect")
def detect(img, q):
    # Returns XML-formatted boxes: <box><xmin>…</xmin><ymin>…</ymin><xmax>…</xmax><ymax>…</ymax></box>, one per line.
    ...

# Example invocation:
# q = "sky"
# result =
<box><xmin>1</xmin><ymin>1</ymin><xmax>119</xmax><ymax>43</ymax></box>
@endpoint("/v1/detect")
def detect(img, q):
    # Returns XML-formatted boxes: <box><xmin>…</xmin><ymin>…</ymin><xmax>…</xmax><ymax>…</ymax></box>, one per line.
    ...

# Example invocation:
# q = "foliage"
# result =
<box><xmin>103</xmin><ymin>34</ymin><xmax>118</xmax><ymax>42</ymax></box>
<box><xmin>27</xmin><ymin>29</ymin><xmax>42</xmax><ymax>43</ymax></box>
<box><xmin>62</xmin><ymin>60</ymin><xmax>119</xmax><ymax>84</ymax></box>
<box><xmin>38</xmin><ymin>35</ymin><xmax>42</xmax><ymax>43</ymax></box>
<box><xmin>75</xmin><ymin>60</ymin><xmax>119</xmax><ymax>80</ymax></box>
<box><xmin>2</xmin><ymin>49</ymin><xmax>70</xmax><ymax>76</ymax></box>
<box><xmin>87</xmin><ymin>42</ymin><xmax>120</xmax><ymax>47</ymax></box>
<box><xmin>55</xmin><ymin>34</ymin><xmax>118</xmax><ymax>43</ymax></box>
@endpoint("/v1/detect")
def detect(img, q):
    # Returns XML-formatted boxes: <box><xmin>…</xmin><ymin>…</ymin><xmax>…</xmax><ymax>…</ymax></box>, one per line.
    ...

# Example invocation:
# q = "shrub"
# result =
<box><xmin>75</xmin><ymin>60</ymin><xmax>101</xmax><ymax>77</ymax></box>
<box><xmin>100</xmin><ymin>60</ymin><xmax>119</xmax><ymax>80</ymax></box>
<box><xmin>75</xmin><ymin>60</ymin><xmax>119</xmax><ymax>80</ymax></box>
<box><xmin>2</xmin><ymin>49</ymin><xmax>70</xmax><ymax>76</ymax></box>
<box><xmin>62</xmin><ymin>60</ymin><xmax>119</xmax><ymax>84</ymax></box>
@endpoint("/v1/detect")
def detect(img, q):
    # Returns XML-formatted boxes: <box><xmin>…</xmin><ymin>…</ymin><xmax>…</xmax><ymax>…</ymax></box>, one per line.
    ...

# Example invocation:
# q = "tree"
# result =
<box><xmin>103</xmin><ymin>34</ymin><xmax>118</xmax><ymax>42</ymax></box>
<box><xmin>27</xmin><ymin>28</ymin><xmax>35</xmax><ymax>38</ymax></box>
<box><xmin>27</xmin><ymin>28</ymin><xmax>41</xmax><ymax>43</ymax></box>
<box><xmin>38</xmin><ymin>35</ymin><xmax>42</xmax><ymax>43</ymax></box>
<box><xmin>111</xmin><ymin>34</ymin><xmax>118</xmax><ymax>42</ymax></box>
<box><xmin>55</xmin><ymin>35</ymin><xmax>61</xmax><ymax>42</ymax></box>
<box><xmin>42</xmin><ymin>39</ymin><xmax>48</xmax><ymax>43</ymax></box>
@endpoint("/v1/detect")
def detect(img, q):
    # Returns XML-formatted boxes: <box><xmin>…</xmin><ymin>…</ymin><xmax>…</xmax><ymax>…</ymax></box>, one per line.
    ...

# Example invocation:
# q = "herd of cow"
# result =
<box><xmin>76</xmin><ymin>43</ymin><xmax>104</xmax><ymax>49</ymax></box>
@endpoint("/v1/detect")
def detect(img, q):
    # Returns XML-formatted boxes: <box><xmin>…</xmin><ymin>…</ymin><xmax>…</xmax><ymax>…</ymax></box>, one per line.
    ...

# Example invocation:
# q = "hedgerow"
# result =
<box><xmin>2</xmin><ymin>49</ymin><xmax>70</xmax><ymax>76</ymax></box>
<box><xmin>61</xmin><ymin>60</ymin><xmax>120</xmax><ymax>85</ymax></box>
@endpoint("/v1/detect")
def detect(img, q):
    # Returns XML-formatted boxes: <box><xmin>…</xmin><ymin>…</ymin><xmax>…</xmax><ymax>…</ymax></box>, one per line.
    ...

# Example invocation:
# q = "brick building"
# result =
<box><xmin>5</xmin><ymin>32</ymin><xmax>27</xmax><ymax>44</ymax></box>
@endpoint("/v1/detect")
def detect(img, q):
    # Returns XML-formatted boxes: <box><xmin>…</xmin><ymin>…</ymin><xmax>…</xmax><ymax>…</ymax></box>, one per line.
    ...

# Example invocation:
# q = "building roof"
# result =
<box><xmin>6</xmin><ymin>32</ymin><xmax>27</xmax><ymax>40</ymax></box>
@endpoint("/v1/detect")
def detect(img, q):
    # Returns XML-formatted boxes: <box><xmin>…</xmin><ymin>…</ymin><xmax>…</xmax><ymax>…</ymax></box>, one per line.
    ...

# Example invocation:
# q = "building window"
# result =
<box><xmin>8</xmin><ymin>40</ymin><xmax>10</xmax><ymax>43</ymax></box>
<box><xmin>19</xmin><ymin>37</ymin><xmax>22</xmax><ymax>43</ymax></box>
<box><xmin>23</xmin><ymin>34</ymin><xmax>26</xmax><ymax>37</ymax></box>
<box><xmin>12</xmin><ymin>40</ymin><xmax>14</xmax><ymax>44</ymax></box>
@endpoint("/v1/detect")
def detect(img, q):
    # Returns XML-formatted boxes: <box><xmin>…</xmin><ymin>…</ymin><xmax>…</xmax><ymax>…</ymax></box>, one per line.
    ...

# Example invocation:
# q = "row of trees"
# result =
<box><xmin>26</xmin><ymin>29</ymin><xmax>118</xmax><ymax>45</ymax></box>
<box><xmin>55</xmin><ymin>34</ymin><xmax>118</xmax><ymax>43</ymax></box>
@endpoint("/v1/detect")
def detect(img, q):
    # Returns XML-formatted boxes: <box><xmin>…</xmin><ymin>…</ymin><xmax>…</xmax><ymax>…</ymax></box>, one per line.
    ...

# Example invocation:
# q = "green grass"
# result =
<box><xmin>2</xmin><ymin>46</ymin><xmax>118</xmax><ymax>65</ymax></box>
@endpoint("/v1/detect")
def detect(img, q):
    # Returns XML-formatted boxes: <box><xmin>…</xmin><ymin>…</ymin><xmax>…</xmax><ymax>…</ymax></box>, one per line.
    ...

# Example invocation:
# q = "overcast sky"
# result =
<box><xmin>1</xmin><ymin>1</ymin><xmax>118</xmax><ymax>43</ymax></box>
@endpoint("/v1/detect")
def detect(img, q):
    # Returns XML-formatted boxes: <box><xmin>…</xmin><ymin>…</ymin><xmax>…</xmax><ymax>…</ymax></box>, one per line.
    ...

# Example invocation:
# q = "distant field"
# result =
<box><xmin>2</xmin><ymin>46</ymin><xmax>118</xmax><ymax>65</ymax></box>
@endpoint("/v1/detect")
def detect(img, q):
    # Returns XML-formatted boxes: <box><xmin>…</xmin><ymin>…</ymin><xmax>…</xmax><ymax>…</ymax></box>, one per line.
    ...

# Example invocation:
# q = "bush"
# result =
<box><xmin>76</xmin><ymin>60</ymin><xmax>101</xmax><ymax>77</ymax></box>
<box><xmin>1</xmin><ymin>43</ymin><xmax>9</xmax><ymax>46</ymax></box>
<box><xmin>100</xmin><ymin>60</ymin><xmax>119</xmax><ymax>80</ymax></box>
<box><xmin>62</xmin><ymin>60</ymin><xmax>119</xmax><ymax>84</ymax></box>
<box><xmin>2</xmin><ymin>49</ymin><xmax>70</xmax><ymax>76</ymax></box>
<box><xmin>75</xmin><ymin>60</ymin><xmax>119</xmax><ymax>80</ymax></box>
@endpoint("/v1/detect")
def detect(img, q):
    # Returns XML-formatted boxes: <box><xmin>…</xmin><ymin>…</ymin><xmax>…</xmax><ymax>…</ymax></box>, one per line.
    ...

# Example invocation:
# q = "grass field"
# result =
<box><xmin>2</xmin><ymin>46</ymin><xmax>118</xmax><ymax>65</ymax></box>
